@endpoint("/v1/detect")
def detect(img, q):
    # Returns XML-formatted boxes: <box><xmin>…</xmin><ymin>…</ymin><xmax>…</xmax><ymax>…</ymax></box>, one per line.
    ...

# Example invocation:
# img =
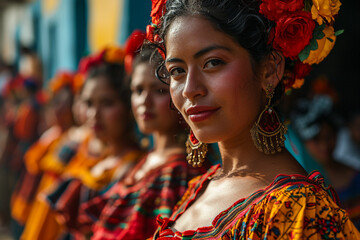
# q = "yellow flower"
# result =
<box><xmin>311</xmin><ymin>0</ymin><xmax>341</xmax><ymax>25</ymax></box>
<box><xmin>292</xmin><ymin>78</ymin><xmax>305</xmax><ymax>89</ymax></box>
<box><xmin>303</xmin><ymin>26</ymin><xmax>336</xmax><ymax>65</ymax></box>
<box><xmin>104</xmin><ymin>46</ymin><xmax>125</xmax><ymax>64</ymax></box>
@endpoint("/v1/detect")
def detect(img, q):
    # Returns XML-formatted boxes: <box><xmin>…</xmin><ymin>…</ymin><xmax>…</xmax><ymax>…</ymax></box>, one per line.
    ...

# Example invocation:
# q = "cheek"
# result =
<box><xmin>170</xmin><ymin>81</ymin><xmax>185</xmax><ymax>111</ymax></box>
<box><xmin>103</xmin><ymin>106</ymin><xmax>127</xmax><ymax>126</ymax></box>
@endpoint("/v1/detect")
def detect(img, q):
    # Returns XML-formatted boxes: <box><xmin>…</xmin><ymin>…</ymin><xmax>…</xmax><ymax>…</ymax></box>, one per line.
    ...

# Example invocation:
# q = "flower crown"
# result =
<box><xmin>75</xmin><ymin>46</ymin><xmax>126</xmax><ymax>90</ymax></box>
<box><xmin>124</xmin><ymin>30</ymin><xmax>147</xmax><ymax>74</ymax></box>
<box><xmin>49</xmin><ymin>71</ymin><xmax>77</xmax><ymax>94</ymax></box>
<box><xmin>146</xmin><ymin>0</ymin><xmax>343</xmax><ymax>92</ymax></box>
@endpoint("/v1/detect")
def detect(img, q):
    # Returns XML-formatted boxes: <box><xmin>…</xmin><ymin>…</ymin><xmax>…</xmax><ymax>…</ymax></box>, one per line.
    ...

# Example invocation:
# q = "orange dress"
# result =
<box><xmin>19</xmin><ymin>128</ymin><xmax>102</xmax><ymax>240</ymax></box>
<box><xmin>11</xmin><ymin>126</ymin><xmax>62</xmax><ymax>225</ymax></box>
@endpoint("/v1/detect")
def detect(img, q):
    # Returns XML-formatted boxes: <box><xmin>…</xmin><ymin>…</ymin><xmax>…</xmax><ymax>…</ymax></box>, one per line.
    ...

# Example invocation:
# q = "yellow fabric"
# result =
<box><xmin>11</xmin><ymin>126</ymin><xmax>62</xmax><ymax>224</ymax></box>
<box><xmin>75</xmin><ymin>150</ymin><xmax>143</xmax><ymax>190</ymax></box>
<box><xmin>225</xmin><ymin>184</ymin><xmax>360</xmax><ymax>239</ymax></box>
<box><xmin>24</xmin><ymin>126</ymin><xmax>63</xmax><ymax>175</ymax></box>
<box><xmin>20</xmin><ymin>133</ymin><xmax>104</xmax><ymax>240</ymax></box>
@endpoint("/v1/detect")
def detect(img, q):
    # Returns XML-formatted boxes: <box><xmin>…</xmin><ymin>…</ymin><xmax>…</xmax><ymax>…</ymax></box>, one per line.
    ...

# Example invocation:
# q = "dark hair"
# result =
<box><xmin>151</xmin><ymin>0</ymin><xmax>284</xmax><ymax>104</ymax></box>
<box><xmin>85</xmin><ymin>62</ymin><xmax>131</xmax><ymax>110</ymax></box>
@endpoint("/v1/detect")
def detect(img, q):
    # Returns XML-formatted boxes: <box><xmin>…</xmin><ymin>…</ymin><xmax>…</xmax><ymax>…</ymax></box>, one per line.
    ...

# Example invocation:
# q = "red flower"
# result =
<box><xmin>150</xmin><ymin>0</ymin><xmax>167</xmax><ymax>26</ymax></box>
<box><xmin>294</xmin><ymin>62</ymin><xmax>312</xmax><ymax>79</ymax></box>
<box><xmin>272</xmin><ymin>11</ymin><xmax>315</xmax><ymax>59</ymax></box>
<box><xmin>259</xmin><ymin>0</ymin><xmax>304</xmax><ymax>21</ymax></box>
<box><xmin>124</xmin><ymin>30</ymin><xmax>146</xmax><ymax>73</ymax></box>
<box><xmin>78</xmin><ymin>49</ymin><xmax>106</xmax><ymax>74</ymax></box>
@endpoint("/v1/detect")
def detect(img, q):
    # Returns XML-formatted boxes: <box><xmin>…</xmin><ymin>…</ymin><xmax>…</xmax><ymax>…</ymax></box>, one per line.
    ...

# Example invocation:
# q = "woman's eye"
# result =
<box><xmin>131</xmin><ymin>87</ymin><xmax>143</xmax><ymax>95</ymax></box>
<box><xmin>204</xmin><ymin>59</ymin><xmax>224</xmax><ymax>69</ymax></box>
<box><xmin>157</xmin><ymin>88</ymin><xmax>169</xmax><ymax>94</ymax></box>
<box><xmin>169</xmin><ymin>67</ymin><xmax>185</xmax><ymax>78</ymax></box>
<box><xmin>84</xmin><ymin>99</ymin><xmax>92</xmax><ymax>107</ymax></box>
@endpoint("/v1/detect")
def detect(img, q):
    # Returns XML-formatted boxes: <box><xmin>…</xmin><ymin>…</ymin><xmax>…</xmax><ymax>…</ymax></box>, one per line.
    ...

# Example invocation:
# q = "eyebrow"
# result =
<box><xmin>166</xmin><ymin>45</ymin><xmax>231</xmax><ymax>63</ymax></box>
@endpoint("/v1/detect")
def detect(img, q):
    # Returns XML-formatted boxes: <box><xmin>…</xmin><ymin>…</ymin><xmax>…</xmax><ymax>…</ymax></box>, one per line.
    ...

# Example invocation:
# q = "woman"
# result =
<box><xmin>146</xmin><ymin>0</ymin><xmax>360</xmax><ymax>239</ymax></box>
<box><xmin>20</xmin><ymin>47</ymin><xmax>142</xmax><ymax>240</ymax></box>
<box><xmin>84</xmin><ymin>43</ymin><xmax>207</xmax><ymax>240</ymax></box>
<box><xmin>9</xmin><ymin>71</ymin><xmax>74</xmax><ymax>239</ymax></box>
<box><xmin>292</xmin><ymin>95</ymin><xmax>360</xmax><ymax>229</ymax></box>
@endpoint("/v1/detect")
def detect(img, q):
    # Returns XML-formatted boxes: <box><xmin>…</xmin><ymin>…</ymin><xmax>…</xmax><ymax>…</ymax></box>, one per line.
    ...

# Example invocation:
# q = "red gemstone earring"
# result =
<box><xmin>250</xmin><ymin>84</ymin><xmax>287</xmax><ymax>154</ymax></box>
<box><xmin>186</xmin><ymin>130</ymin><xmax>208</xmax><ymax>167</ymax></box>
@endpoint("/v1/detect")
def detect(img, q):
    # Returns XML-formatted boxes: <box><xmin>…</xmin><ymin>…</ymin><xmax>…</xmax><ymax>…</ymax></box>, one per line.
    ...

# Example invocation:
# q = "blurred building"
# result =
<box><xmin>0</xmin><ymin>0</ymin><xmax>151</xmax><ymax>82</ymax></box>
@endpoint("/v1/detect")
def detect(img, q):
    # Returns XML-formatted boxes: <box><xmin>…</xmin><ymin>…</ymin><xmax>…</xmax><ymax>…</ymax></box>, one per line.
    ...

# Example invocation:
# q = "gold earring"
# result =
<box><xmin>250</xmin><ymin>84</ymin><xmax>287</xmax><ymax>154</ymax></box>
<box><xmin>186</xmin><ymin>130</ymin><xmax>208</xmax><ymax>167</ymax></box>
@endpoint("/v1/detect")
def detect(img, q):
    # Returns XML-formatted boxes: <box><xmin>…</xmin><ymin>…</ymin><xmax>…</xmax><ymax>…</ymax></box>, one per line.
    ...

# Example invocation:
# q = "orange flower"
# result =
<box><xmin>292</xmin><ymin>78</ymin><xmax>305</xmax><ymax>89</ymax></box>
<box><xmin>303</xmin><ymin>26</ymin><xmax>336</xmax><ymax>65</ymax></box>
<box><xmin>104</xmin><ymin>47</ymin><xmax>125</xmax><ymax>64</ymax></box>
<box><xmin>311</xmin><ymin>0</ymin><xmax>341</xmax><ymax>25</ymax></box>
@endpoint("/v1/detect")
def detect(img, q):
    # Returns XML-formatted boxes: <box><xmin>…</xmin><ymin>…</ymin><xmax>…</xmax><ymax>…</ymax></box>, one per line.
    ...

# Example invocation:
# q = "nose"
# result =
<box><xmin>139</xmin><ymin>90</ymin><xmax>152</xmax><ymax>107</ymax></box>
<box><xmin>182</xmin><ymin>68</ymin><xmax>206</xmax><ymax>102</ymax></box>
<box><xmin>86</xmin><ymin>106</ymin><xmax>99</xmax><ymax>121</ymax></box>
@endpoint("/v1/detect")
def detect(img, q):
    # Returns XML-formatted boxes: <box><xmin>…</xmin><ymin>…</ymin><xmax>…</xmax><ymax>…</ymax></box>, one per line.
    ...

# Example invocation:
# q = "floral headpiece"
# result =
<box><xmin>260</xmin><ymin>0</ymin><xmax>343</xmax><ymax>92</ymax></box>
<box><xmin>75</xmin><ymin>46</ymin><xmax>126</xmax><ymax>89</ymax></box>
<box><xmin>146</xmin><ymin>0</ymin><xmax>342</xmax><ymax>93</ymax></box>
<box><xmin>146</xmin><ymin>0</ymin><xmax>167</xmax><ymax>59</ymax></box>
<box><xmin>124</xmin><ymin>30</ymin><xmax>147</xmax><ymax>74</ymax></box>
<box><xmin>49</xmin><ymin>71</ymin><xmax>76</xmax><ymax>94</ymax></box>
<box><xmin>78</xmin><ymin>46</ymin><xmax>125</xmax><ymax>75</ymax></box>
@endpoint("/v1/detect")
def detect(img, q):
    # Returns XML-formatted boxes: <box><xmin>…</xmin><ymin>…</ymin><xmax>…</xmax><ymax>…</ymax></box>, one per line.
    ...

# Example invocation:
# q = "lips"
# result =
<box><xmin>139</xmin><ymin>111</ymin><xmax>155</xmax><ymax>120</ymax></box>
<box><xmin>186</xmin><ymin>106</ymin><xmax>220</xmax><ymax>122</ymax></box>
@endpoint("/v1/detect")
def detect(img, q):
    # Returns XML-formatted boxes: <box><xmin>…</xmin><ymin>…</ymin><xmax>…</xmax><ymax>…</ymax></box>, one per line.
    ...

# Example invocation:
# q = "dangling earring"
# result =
<box><xmin>251</xmin><ymin>84</ymin><xmax>287</xmax><ymax>154</ymax></box>
<box><xmin>186</xmin><ymin>130</ymin><xmax>208</xmax><ymax>167</ymax></box>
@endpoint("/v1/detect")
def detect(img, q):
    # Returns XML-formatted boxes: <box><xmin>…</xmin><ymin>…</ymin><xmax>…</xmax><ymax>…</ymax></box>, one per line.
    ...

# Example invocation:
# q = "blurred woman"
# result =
<box><xmin>292</xmin><ymin>95</ymin><xmax>360</xmax><ymax>229</ymax></box>
<box><xmin>83</xmin><ymin>39</ymin><xmax>207</xmax><ymax>240</ymax></box>
<box><xmin>20</xmin><ymin>47</ymin><xmax>142</xmax><ymax>240</ymax></box>
<box><xmin>10</xmin><ymin>71</ymin><xmax>75</xmax><ymax>239</ymax></box>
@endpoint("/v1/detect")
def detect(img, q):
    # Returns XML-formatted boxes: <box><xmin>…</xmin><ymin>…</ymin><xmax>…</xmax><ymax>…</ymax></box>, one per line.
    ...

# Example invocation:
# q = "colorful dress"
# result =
<box><xmin>20</xmin><ymin>130</ymin><xmax>103</xmax><ymax>240</ymax></box>
<box><xmin>84</xmin><ymin>153</ymin><xmax>207</xmax><ymax>240</ymax></box>
<box><xmin>152</xmin><ymin>164</ymin><xmax>360</xmax><ymax>239</ymax></box>
<box><xmin>45</xmin><ymin>149</ymin><xmax>143</xmax><ymax>238</ymax></box>
<box><xmin>11</xmin><ymin>125</ymin><xmax>62</xmax><ymax>226</ymax></box>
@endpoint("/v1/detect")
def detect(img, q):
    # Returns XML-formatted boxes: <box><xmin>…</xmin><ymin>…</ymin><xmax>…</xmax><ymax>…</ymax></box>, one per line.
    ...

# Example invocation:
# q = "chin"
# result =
<box><xmin>193</xmin><ymin>129</ymin><xmax>222</xmax><ymax>144</ymax></box>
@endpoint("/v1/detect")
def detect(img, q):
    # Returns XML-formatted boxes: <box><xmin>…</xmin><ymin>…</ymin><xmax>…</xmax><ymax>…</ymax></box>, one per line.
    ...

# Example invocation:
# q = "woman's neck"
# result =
<box><xmin>217</xmin><ymin>132</ymin><xmax>302</xmax><ymax>180</ymax></box>
<box><xmin>218</xmin><ymin>134</ymin><xmax>263</xmax><ymax>173</ymax></box>
<box><xmin>152</xmin><ymin>130</ymin><xmax>184</xmax><ymax>155</ymax></box>
<box><xmin>108</xmin><ymin>137</ymin><xmax>135</xmax><ymax>157</ymax></box>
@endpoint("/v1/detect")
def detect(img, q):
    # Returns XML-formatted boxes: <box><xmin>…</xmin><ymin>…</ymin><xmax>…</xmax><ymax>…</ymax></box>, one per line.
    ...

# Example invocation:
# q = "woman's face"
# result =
<box><xmin>131</xmin><ymin>62</ymin><xmax>179</xmax><ymax>135</ymax></box>
<box><xmin>165</xmin><ymin>16</ymin><xmax>263</xmax><ymax>143</ymax></box>
<box><xmin>81</xmin><ymin>77</ymin><xmax>129</xmax><ymax>143</ymax></box>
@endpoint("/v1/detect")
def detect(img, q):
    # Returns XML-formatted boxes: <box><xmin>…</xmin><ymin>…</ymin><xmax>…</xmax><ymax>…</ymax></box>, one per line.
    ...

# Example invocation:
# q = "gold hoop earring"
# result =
<box><xmin>186</xmin><ymin>130</ymin><xmax>208</xmax><ymax>167</ymax></box>
<box><xmin>251</xmin><ymin>84</ymin><xmax>287</xmax><ymax>154</ymax></box>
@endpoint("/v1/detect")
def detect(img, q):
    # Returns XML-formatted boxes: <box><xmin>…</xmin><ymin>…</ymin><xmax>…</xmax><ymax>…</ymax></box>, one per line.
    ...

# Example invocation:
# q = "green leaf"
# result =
<box><xmin>299</xmin><ymin>45</ymin><xmax>311</xmax><ymax>62</ymax></box>
<box><xmin>313</xmin><ymin>24</ymin><xmax>326</xmax><ymax>40</ymax></box>
<box><xmin>304</xmin><ymin>0</ymin><xmax>312</xmax><ymax>12</ymax></box>
<box><xmin>334</xmin><ymin>29</ymin><xmax>344</xmax><ymax>36</ymax></box>
<box><xmin>309</xmin><ymin>39</ymin><xmax>318</xmax><ymax>50</ymax></box>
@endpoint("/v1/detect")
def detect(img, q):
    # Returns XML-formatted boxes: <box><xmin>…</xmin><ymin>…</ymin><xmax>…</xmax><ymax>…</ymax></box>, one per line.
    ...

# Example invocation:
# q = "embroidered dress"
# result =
<box><xmin>152</xmin><ymin>164</ymin><xmax>360</xmax><ymax>239</ymax></box>
<box><xmin>83</xmin><ymin>154</ymin><xmax>207</xmax><ymax>240</ymax></box>
<box><xmin>20</xmin><ymin>132</ymin><xmax>103</xmax><ymax>240</ymax></box>
<box><xmin>11</xmin><ymin>126</ymin><xmax>62</xmax><ymax>225</ymax></box>
<box><xmin>45</xmin><ymin>150</ymin><xmax>143</xmax><ymax>238</ymax></box>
